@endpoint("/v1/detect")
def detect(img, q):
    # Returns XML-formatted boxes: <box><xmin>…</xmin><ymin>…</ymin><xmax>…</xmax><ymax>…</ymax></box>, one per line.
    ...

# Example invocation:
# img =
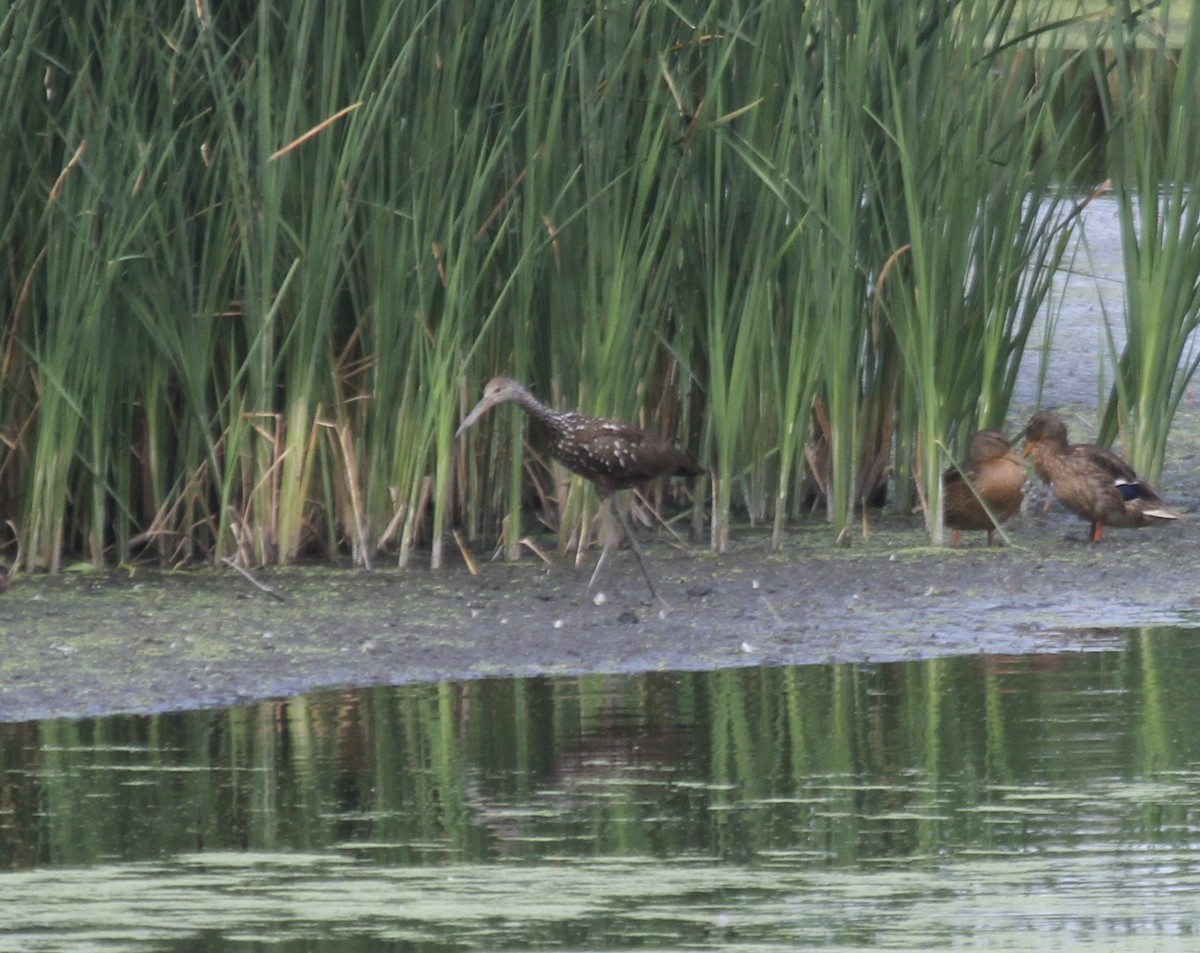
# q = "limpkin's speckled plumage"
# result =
<box><xmin>942</xmin><ymin>430</ymin><xmax>1025</xmax><ymax>547</ymax></box>
<box><xmin>456</xmin><ymin>376</ymin><xmax>703</xmax><ymax>597</ymax></box>
<box><xmin>1022</xmin><ymin>410</ymin><xmax>1178</xmax><ymax>542</ymax></box>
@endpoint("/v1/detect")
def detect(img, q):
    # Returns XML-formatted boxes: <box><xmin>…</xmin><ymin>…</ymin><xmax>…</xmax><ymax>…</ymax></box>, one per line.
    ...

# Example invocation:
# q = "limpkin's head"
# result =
<box><xmin>455</xmin><ymin>376</ymin><xmax>530</xmax><ymax>438</ymax></box>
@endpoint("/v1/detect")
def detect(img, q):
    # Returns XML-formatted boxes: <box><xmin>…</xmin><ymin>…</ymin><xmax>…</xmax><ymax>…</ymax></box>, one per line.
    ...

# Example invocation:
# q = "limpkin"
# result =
<box><xmin>941</xmin><ymin>430</ymin><xmax>1025</xmax><ymax>547</ymax></box>
<box><xmin>1022</xmin><ymin>410</ymin><xmax>1178</xmax><ymax>542</ymax></box>
<box><xmin>455</xmin><ymin>376</ymin><xmax>704</xmax><ymax>598</ymax></box>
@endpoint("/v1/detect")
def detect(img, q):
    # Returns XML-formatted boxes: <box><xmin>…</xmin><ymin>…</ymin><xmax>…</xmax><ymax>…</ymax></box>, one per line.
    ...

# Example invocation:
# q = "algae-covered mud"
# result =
<box><xmin>4</xmin><ymin>397</ymin><xmax>1200</xmax><ymax>723</ymax></box>
<box><xmin>2</xmin><ymin>467</ymin><xmax>1198</xmax><ymax>723</ymax></box>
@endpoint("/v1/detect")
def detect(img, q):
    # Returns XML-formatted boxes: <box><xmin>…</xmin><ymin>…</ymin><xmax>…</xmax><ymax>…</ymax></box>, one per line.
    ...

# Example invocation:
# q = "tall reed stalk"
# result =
<box><xmin>726</xmin><ymin>2</ymin><xmax>1091</xmax><ymax>541</ymax></box>
<box><xmin>1095</xmin><ymin>0</ymin><xmax>1200</xmax><ymax>482</ymax></box>
<box><xmin>862</xmin><ymin>3</ymin><xmax>1092</xmax><ymax>541</ymax></box>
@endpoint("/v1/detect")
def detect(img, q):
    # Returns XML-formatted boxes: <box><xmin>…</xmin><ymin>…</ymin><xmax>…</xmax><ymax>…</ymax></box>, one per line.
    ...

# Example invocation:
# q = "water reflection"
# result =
<box><xmin>2</xmin><ymin>628</ymin><xmax>1199</xmax><ymax>950</ymax></box>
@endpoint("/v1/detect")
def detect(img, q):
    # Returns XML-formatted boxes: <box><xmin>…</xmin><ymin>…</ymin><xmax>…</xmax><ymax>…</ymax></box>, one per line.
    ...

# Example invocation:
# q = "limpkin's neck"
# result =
<box><xmin>509</xmin><ymin>384</ymin><xmax>577</xmax><ymax>440</ymax></box>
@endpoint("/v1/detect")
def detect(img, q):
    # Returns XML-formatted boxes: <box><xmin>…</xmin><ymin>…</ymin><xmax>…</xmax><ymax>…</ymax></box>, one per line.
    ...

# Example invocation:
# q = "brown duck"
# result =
<box><xmin>942</xmin><ymin>430</ymin><xmax>1026</xmax><ymax>546</ymax></box>
<box><xmin>456</xmin><ymin>376</ymin><xmax>703</xmax><ymax>597</ymax></box>
<box><xmin>1022</xmin><ymin>410</ymin><xmax>1178</xmax><ymax>541</ymax></box>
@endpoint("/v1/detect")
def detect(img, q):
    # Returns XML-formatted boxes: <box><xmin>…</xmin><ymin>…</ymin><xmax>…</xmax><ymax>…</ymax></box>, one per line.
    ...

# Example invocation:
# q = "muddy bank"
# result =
<box><xmin>2</xmin><ymin>462</ymin><xmax>1198</xmax><ymax>724</ymax></box>
<box><xmin>6</xmin><ymin>196</ymin><xmax>1200</xmax><ymax>725</ymax></box>
<box><xmin>4</xmin><ymin>395</ymin><xmax>1200</xmax><ymax>724</ymax></box>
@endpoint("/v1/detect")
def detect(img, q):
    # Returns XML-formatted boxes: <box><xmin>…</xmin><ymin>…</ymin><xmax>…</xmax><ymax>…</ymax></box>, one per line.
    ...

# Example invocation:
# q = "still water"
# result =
<box><xmin>2</xmin><ymin>628</ymin><xmax>1199</xmax><ymax>951</ymax></box>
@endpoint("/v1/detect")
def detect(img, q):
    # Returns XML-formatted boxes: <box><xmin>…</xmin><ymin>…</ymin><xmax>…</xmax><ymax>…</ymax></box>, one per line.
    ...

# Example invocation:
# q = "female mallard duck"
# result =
<box><xmin>1022</xmin><ymin>410</ymin><xmax>1178</xmax><ymax>542</ymax></box>
<box><xmin>943</xmin><ymin>430</ymin><xmax>1026</xmax><ymax>546</ymax></box>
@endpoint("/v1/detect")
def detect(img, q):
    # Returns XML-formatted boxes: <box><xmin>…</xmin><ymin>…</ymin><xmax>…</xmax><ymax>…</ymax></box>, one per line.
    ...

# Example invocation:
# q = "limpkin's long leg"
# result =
<box><xmin>613</xmin><ymin>498</ymin><xmax>660</xmax><ymax>600</ymax></box>
<box><xmin>586</xmin><ymin>494</ymin><xmax>617</xmax><ymax>593</ymax></box>
<box><xmin>587</xmin><ymin>493</ymin><xmax>660</xmax><ymax>601</ymax></box>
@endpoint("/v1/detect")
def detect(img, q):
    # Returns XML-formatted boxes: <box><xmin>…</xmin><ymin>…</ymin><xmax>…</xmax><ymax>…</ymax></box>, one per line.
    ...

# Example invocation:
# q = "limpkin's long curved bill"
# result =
<box><xmin>454</xmin><ymin>395</ymin><xmax>498</xmax><ymax>438</ymax></box>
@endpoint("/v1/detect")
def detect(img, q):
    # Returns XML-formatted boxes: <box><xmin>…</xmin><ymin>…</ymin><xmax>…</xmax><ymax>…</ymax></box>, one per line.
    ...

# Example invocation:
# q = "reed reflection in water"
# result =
<box><xmin>1</xmin><ymin>627</ymin><xmax>1199</xmax><ymax>950</ymax></box>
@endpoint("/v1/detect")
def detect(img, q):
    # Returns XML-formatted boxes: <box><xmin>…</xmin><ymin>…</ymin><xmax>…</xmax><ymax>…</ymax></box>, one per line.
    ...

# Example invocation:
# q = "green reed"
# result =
<box><xmin>1096</xmin><ymin>0</ymin><xmax>1200</xmax><ymax>482</ymax></box>
<box><xmin>722</xmin><ymin>2</ymin><xmax>1091</xmax><ymax>540</ymax></box>
<box><xmin>0</xmin><ymin>0</ymin><xmax>1183</xmax><ymax>572</ymax></box>
<box><xmin>861</xmin><ymin>2</ymin><xmax>1091</xmax><ymax>541</ymax></box>
<box><xmin>802</xmin><ymin>11</ymin><xmax>885</xmax><ymax>537</ymax></box>
<box><xmin>686</xmin><ymin>5</ymin><xmax>826</xmax><ymax>550</ymax></box>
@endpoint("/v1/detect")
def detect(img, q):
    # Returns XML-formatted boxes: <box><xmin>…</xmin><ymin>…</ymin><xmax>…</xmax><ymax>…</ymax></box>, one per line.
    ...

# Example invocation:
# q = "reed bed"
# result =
<box><xmin>1096</xmin><ymin>0</ymin><xmax>1200</xmax><ymax>482</ymax></box>
<box><xmin>0</xmin><ymin>0</ymin><xmax>1188</xmax><ymax>572</ymax></box>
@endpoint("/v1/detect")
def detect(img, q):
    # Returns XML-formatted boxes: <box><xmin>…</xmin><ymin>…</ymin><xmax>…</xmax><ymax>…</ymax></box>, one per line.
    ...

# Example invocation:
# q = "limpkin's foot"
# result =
<box><xmin>586</xmin><ymin>498</ymin><xmax>668</xmax><ymax>608</ymax></box>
